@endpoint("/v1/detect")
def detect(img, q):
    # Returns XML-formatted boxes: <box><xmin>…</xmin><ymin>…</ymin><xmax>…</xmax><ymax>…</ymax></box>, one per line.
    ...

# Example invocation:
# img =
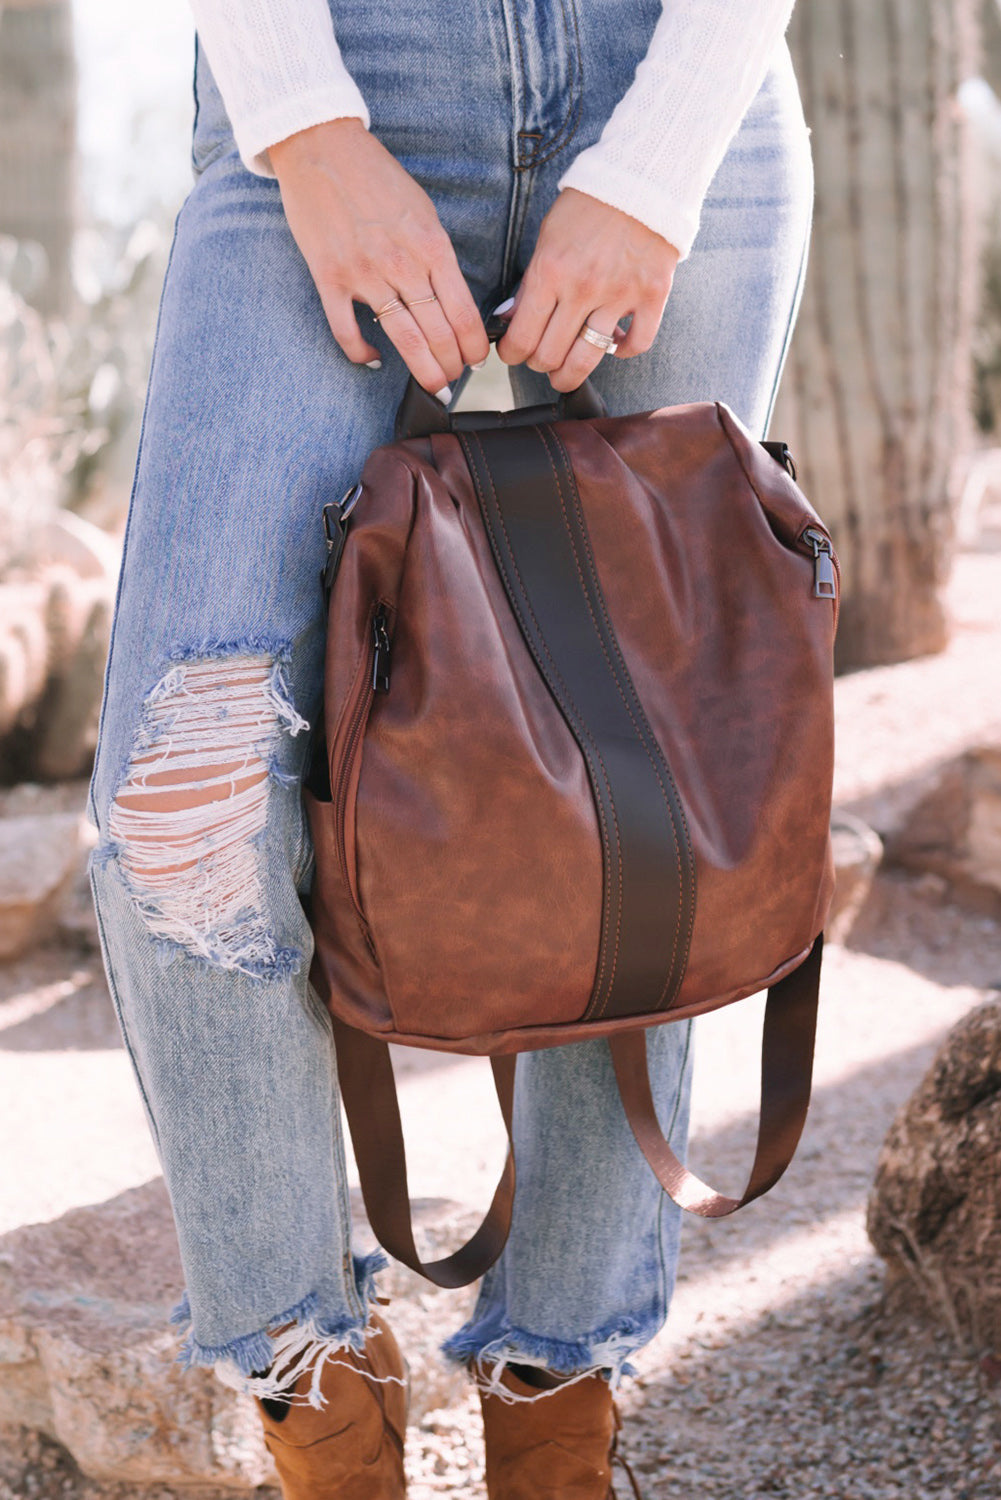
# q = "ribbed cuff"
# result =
<box><xmin>556</xmin><ymin>153</ymin><xmax>701</xmax><ymax>261</ymax></box>
<box><xmin>236</xmin><ymin>82</ymin><xmax>371</xmax><ymax>178</ymax></box>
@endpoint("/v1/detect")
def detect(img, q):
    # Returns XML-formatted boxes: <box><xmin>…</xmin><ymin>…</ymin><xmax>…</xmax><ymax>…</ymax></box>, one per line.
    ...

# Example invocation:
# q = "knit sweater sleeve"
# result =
<box><xmin>557</xmin><ymin>0</ymin><xmax>797</xmax><ymax>258</ymax></box>
<box><xmin>186</xmin><ymin>0</ymin><xmax>369</xmax><ymax>176</ymax></box>
<box><xmin>188</xmin><ymin>0</ymin><xmax>795</xmax><ymax>260</ymax></box>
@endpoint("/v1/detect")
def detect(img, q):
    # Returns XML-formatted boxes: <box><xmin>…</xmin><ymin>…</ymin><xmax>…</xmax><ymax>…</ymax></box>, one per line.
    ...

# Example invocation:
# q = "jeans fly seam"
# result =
<box><xmin>523</xmin><ymin>0</ymin><xmax>584</xmax><ymax>169</ymax></box>
<box><xmin>506</xmin><ymin>0</ymin><xmax>583</xmax><ymax>169</ymax></box>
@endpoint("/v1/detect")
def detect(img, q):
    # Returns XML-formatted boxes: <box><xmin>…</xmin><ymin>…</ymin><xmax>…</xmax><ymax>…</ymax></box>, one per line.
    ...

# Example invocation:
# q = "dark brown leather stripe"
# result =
<box><xmin>459</xmin><ymin>423</ymin><xmax>695</xmax><ymax>1021</ymax></box>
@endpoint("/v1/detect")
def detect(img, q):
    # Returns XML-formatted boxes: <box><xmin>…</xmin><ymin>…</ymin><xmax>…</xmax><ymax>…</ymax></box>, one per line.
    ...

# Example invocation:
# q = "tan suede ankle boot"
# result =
<box><xmin>254</xmin><ymin>1311</ymin><xmax>408</xmax><ymax>1500</ymax></box>
<box><xmin>479</xmin><ymin>1365</ymin><xmax>628</xmax><ymax>1500</ymax></box>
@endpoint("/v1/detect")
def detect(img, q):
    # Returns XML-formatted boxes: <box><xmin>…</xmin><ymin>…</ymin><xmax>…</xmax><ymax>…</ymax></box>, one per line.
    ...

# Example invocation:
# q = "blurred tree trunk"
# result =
<box><xmin>0</xmin><ymin>0</ymin><xmax>78</xmax><ymax>317</ymax></box>
<box><xmin>773</xmin><ymin>0</ymin><xmax>980</xmax><ymax>670</ymax></box>
<box><xmin>974</xmin><ymin>1</ymin><xmax>1001</xmax><ymax>437</ymax></box>
<box><xmin>984</xmin><ymin>0</ymin><xmax>1001</xmax><ymax>87</ymax></box>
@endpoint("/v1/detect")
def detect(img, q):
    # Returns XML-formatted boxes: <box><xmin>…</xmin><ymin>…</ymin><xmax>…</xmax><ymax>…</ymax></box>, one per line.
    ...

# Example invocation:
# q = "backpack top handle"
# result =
<box><xmin>394</xmin><ymin>311</ymin><xmax>607</xmax><ymax>441</ymax></box>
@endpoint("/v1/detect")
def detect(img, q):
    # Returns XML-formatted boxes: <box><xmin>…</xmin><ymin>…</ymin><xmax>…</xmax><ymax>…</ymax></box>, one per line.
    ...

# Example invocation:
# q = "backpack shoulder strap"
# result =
<box><xmin>332</xmin><ymin>1016</ymin><xmax>517</xmax><ymax>1287</ymax></box>
<box><xmin>609</xmin><ymin>934</ymin><xmax>823</xmax><ymax>1216</ymax></box>
<box><xmin>335</xmin><ymin>930</ymin><xmax>820</xmax><ymax>1290</ymax></box>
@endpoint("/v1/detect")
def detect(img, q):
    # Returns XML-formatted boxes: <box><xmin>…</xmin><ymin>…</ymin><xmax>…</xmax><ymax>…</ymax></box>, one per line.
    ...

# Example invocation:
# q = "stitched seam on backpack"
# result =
<box><xmin>543</xmin><ymin>426</ymin><xmax>696</xmax><ymax>1011</ymax></box>
<box><xmin>327</xmin><ymin>639</ymin><xmax>369</xmax><ymax>762</ymax></box>
<box><xmin>462</xmin><ymin>430</ymin><xmax>621</xmax><ymax>1018</ymax></box>
<box><xmin>713</xmin><ymin>402</ymin><xmax>767</xmax><ymax>510</ymax></box>
<box><xmin>549</xmin><ymin>427</ymin><xmax>696</xmax><ymax>1008</ymax></box>
<box><xmin>465</xmin><ymin>430</ymin><xmax>621</xmax><ymax>1016</ymax></box>
<box><xmin>540</xmin><ymin>429</ymin><xmax>685</xmax><ymax>1008</ymax></box>
<box><xmin>533</xmin><ymin>430</ymin><xmax>649</xmax><ymax>1017</ymax></box>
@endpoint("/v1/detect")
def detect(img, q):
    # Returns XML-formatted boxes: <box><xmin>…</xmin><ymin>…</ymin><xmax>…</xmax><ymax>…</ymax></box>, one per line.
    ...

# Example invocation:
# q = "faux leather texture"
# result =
<box><xmin>305</xmin><ymin>400</ymin><xmax>836</xmax><ymax>1051</ymax></box>
<box><xmin>459</xmin><ymin>421</ymin><xmax>697</xmax><ymax>1025</ymax></box>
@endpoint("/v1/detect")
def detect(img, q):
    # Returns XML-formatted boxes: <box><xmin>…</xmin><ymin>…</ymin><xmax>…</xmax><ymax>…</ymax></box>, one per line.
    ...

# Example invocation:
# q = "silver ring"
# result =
<box><xmin>578</xmin><ymin>323</ymin><xmax>619</xmax><ymax>355</ymax></box>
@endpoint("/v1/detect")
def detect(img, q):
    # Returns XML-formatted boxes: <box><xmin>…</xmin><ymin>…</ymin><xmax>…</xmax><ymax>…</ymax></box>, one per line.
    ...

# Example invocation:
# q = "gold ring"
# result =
<box><xmin>578</xmin><ymin>323</ymin><xmax>619</xmax><ymax>355</ymax></box>
<box><xmin>374</xmin><ymin>298</ymin><xmax>406</xmax><ymax>321</ymax></box>
<box><xmin>406</xmin><ymin>294</ymin><xmax>439</xmax><ymax>309</ymax></box>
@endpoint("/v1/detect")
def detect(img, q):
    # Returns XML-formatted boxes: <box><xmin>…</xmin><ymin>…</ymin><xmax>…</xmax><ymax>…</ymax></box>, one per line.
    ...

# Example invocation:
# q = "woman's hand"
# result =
<box><xmin>496</xmin><ymin>188</ymin><xmax>680</xmax><ymax>392</ymax></box>
<box><xmin>269</xmin><ymin>118</ymin><xmax>489</xmax><ymax>394</ymax></box>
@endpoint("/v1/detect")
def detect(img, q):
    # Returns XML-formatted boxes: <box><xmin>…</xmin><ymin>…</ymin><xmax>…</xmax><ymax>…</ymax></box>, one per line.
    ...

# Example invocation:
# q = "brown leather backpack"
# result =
<box><xmin>303</xmin><ymin>358</ymin><xmax>838</xmax><ymax>1288</ymax></box>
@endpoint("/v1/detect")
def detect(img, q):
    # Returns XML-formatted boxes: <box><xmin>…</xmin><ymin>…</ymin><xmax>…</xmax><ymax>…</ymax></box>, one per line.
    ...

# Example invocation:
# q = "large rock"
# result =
<box><xmin>827</xmin><ymin>810</ymin><xmax>883</xmax><ymax>941</ymax></box>
<box><xmin>882</xmin><ymin>743</ymin><xmax>1001</xmax><ymax>916</ymax></box>
<box><xmin>37</xmin><ymin>513</ymin><xmax>122</xmax><ymax>584</ymax></box>
<box><xmin>867</xmin><ymin>996</ymin><xmax>1001</xmax><ymax>1346</ymax></box>
<box><xmin>0</xmin><ymin>516</ymin><xmax>120</xmax><ymax>782</ymax></box>
<box><xmin>0</xmin><ymin>809</ymin><xmax>83</xmax><ymax>959</ymax></box>
<box><xmin>0</xmin><ymin>581</ymin><xmax>50</xmax><ymax>737</ymax></box>
<box><xmin>0</xmin><ymin>1178</ymin><xmax>480</xmax><ymax>1489</ymax></box>
<box><xmin>31</xmin><ymin>576</ymin><xmax>114</xmax><ymax>782</ymax></box>
<box><xmin>0</xmin><ymin>1180</ymin><xmax>271</xmax><ymax>1489</ymax></box>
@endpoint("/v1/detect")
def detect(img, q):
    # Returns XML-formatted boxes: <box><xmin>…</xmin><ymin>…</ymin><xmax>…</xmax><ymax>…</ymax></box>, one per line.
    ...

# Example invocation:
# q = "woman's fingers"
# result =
<box><xmin>495</xmin><ymin>187</ymin><xmax>681</xmax><ymax>385</ymax></box>
<box><xmin>549</xmin><ymin>312</ymin><xmax>627</xmax><ymax>393</ymax></box>
<box><xmin>370</xmin><ymin>294</ymin><xmax>452</xmax><ymax>397</ymax></box>
<box><xmin>613</xmin><ymin>302</ymin><xmax>665</xmax><ymax>360</ymax></box>
<box><xmin>525</xmin><ymin>295</ymin><xmax>590</xmax><ymax>376</ymax></box>
<box><xmin>501</xmin><ymin>283</ymin><xmax>627</xmax><ymax>392</ymax></box>
<box><xmin>541</xmin><ymin>307</ymin><xmax>627</xmax><ymax>394</ymax></box>
<box><xmin>399</xmin><ymin>289</ymin><xmax>465</xmax><ymax>387</ymax></box>
<box><xmin>322</xmin><ymin>291</ymin><xmax>382</xmax><ymax>368</ymax></box>
<box><xmin>269</xmin><ymin>119</ymin><xmax>487</xmax><ymax>394</ymax></box>
<box><xmin>494</xmin><ymin>281</ymin><xmax>554</xmax><ymax>369</ymax></box>
<box><xmin>431</xmin><ymin>256</ymin><xmax>491</xmax><ymax>370</ymax></box>
<box><xmin>392</xmin><ymin>224</ymin><xmax>486</xmax><ymax>383</ymax></box>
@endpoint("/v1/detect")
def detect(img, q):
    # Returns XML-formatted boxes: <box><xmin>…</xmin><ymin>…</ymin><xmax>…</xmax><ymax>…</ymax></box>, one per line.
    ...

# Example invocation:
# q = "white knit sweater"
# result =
<box><xmin>188</xmin><ymin>0</ymin><xmax>795</xmax><ymax>258</ymax></box>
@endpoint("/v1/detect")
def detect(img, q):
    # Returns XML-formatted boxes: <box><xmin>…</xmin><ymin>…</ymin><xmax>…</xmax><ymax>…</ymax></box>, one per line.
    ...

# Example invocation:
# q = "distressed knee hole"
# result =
<box><xmin>108</xmin><ymin>652</ymin><xmax>308</xmax><ymax>978</ymax></box>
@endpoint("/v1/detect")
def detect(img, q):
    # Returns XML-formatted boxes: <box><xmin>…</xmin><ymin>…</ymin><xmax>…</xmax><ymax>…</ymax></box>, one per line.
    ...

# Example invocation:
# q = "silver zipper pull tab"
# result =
<box><xmin>804</xmin><ymin>527</ymin><xmax>837</xmax><ymax>600</ymax></box>
<box><xmin>372</xmin><ymin>609</ymin><xmax>392</xmax><ymax>693</ymax></box>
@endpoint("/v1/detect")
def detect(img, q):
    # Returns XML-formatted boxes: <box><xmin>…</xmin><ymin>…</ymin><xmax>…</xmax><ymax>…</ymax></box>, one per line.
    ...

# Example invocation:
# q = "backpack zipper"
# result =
<box><xmin>334</xmin><ymin>603</ymin><xmax>392</xmax><ymax>928</ymax></box>
<box><xmin>371</xmin><ymin>608</ymin><xmax>392</xmax><ymax>693</ymax></box>
<box><xmin>801</xmin><ymin>526</ymin><xmax>839</xmax><ymax>601</ymax></box>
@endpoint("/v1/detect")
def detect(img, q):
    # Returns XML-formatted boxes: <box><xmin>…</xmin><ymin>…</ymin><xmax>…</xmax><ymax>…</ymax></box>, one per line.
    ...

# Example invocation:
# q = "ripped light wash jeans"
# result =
<box><xmin>87</xmin><ymin>0</ymin><xmax>813</xmax><ymax>1402</ymax></box>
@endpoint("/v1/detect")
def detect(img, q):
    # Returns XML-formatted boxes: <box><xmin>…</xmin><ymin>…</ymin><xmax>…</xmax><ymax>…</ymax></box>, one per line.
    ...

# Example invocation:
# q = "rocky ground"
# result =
<box><xmin>1</xmin><ymin>546</ymin><xmax>1000</xmax><ymax>1498</ymax></box>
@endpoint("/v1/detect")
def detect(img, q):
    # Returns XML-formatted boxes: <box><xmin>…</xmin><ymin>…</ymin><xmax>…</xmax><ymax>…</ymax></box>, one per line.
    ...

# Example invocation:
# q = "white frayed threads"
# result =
<box><xmin>109</xmin><ymin>654</ymin><xmax>307</xmax><ymax>976</ymax></box>
<box><xmin>472</xmin><ymin>1355</ymin><xmax>610</xmax><ymax>1406</ymax></box>
<box><xmin>214</xmin><ymin>1318</ymin><xmax>405</xmax><ymax>1410</ymax></box>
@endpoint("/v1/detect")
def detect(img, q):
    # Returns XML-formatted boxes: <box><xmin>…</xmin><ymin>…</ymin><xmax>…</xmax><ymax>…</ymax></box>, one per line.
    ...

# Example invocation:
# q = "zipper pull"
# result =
<box><xmin>372</xmin><ymin>609</ymin><xmax>392</xmax><ymax>693</ymax></box>
<box><xmin>803</xmin><ymin>527</ymin><xmax>837</xmax><ymax>600</ymax></box>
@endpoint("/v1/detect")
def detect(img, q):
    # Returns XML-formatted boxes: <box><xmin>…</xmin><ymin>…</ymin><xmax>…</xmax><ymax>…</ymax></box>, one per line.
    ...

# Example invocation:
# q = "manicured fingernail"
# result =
<box><xmin>365</xmin><ymin>358</ymin><xmax>382</xmax><ymax>370</ymax></box>
<box><xmin>435</xmin><ymin>384</ymin><xmax>452</xmax><ymax>404</ymax></box>
<box><xmin>492</xmin><ymin>297</ymin><xmax>515</xmax><ymax>316</ymax></box>
<box><xmin>471</xmin><ymin>357</ymin><xmax>488</xmax><ymax>370</ymax></box>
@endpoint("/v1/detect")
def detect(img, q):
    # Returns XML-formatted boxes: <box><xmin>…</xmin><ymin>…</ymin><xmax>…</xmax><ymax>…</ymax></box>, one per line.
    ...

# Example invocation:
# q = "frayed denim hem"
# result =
<box><xmin>169</xmin><ymin>1248</ymin><xmax>389</xmax><ymax>1397</ymax></box>
<box><xmin>441</xmin><ymin>1315</ymin><xmax>642</xmax><ymax>1402</ymax></box>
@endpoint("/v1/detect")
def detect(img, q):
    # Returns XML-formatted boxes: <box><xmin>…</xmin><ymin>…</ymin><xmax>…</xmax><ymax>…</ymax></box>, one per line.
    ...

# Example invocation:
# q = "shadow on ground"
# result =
<box><xmin>844</xmin><ymin>868</ymin><xmax>1001</xmax><ymax>992</ymax></box>
<box><xmin>621</xmin><ymin>1255</ymin><xmax>1000</xmax><ymax>1499</ymax></box>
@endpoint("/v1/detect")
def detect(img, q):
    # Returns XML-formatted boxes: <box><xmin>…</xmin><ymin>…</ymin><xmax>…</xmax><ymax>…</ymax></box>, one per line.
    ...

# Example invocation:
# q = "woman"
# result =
<box><xmin>87</xmin><ymin>0</ymin><xmax>812</xmax><ymax>1494</ymax></box>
